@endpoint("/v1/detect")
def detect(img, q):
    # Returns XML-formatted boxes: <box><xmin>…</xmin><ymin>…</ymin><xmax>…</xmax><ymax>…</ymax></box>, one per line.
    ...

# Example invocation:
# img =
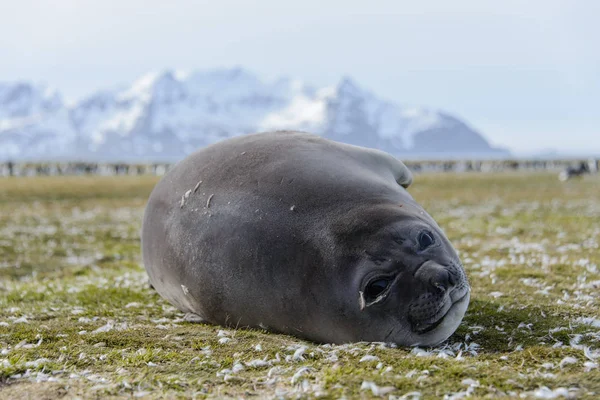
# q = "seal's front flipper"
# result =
<box><xmin>183</xmin><ymin>313</ymin><xmax>208</xmax><ymax>323</ymax></box>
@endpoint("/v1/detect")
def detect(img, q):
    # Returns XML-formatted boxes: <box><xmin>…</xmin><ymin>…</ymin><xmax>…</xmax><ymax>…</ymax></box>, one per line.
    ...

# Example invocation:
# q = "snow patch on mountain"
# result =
<box><xmin>0</xmin><ymin>82</ymin><xmax>62</xmax><ymax>120</ymax></box>
<box><xmin>260</xmin><ymin>85</ymin><xmax>333</xmax><ymax>133</ymax></box>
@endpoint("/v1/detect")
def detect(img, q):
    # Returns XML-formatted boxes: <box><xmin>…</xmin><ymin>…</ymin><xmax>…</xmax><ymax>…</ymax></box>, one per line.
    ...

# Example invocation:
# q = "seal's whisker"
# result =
<box><xmin>384</xmin><ymin>326</ymin><xmax>396</xmax><ymax>342</ymax></box>
<box><xmin>366</xmin><ymin>292</ymin><xmax>388</xmax><ymax>307</ymax></box>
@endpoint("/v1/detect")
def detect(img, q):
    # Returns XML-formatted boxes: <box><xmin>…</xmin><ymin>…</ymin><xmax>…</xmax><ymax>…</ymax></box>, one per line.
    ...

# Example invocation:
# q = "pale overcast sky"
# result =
<box><xmin>0</xmin><ymin>0</ymin><xmax>598</xmax><ymax>154</ymax></box>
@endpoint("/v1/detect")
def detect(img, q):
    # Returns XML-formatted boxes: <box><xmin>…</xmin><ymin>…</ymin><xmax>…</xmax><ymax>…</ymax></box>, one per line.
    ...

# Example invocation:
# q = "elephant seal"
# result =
<box><xmin>141</xmin><ymin>131</ymin><xmax>470</xmax><ymax>346</ymax></box>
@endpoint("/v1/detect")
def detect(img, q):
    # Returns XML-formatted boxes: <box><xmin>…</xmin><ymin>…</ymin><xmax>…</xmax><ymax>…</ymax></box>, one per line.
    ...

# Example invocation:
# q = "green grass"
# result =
<box><xmin>1</xmin><ymin>173</ymin><xmax>600</xmax><ymax>399</ymax></box>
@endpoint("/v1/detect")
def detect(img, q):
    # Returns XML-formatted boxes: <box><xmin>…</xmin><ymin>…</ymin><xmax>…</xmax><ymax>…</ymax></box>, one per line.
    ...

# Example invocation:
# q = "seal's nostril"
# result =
<box><xmin>447</xmin><ymin>271</ymin><xmax>457</xmax><ymax>287</ymax></box>
<box><xmin>430</xmin><ymin>270</ymin><xmax>451</xmax><ymax>292</ymax></box>
<box><xmin>415</xmin><ymin>261</ymin><xmax>460</xmax><ymax>295</ymax></box>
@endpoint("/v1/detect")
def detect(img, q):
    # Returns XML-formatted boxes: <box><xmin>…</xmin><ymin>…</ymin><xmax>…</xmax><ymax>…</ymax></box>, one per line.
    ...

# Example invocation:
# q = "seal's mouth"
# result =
<box><xmin>412</xmin><ymin>290</ymin><xmax>470</xmax><ymax>334</ymax></box>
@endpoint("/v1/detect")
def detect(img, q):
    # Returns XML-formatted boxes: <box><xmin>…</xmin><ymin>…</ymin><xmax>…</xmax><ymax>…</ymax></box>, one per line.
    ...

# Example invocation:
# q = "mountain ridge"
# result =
<box><xmin>0</xmin><ymin>68</ymin><xmax>509</xmax><ymax>162</ymax></box>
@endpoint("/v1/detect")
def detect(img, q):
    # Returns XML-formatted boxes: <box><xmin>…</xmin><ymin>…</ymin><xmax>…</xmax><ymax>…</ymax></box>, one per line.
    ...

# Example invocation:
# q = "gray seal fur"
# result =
<box><xmin>141</xmin><ymin>131</ymin><xmax>470</xmax><ymax>346</ymax></box>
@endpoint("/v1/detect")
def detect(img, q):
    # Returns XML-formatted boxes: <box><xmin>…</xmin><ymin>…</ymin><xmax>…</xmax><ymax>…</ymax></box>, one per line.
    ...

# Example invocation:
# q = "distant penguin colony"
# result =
<box><xmin>141</xmin><ymin>131</ymin><xmax>470</xmax><ymax>346</ymax></box>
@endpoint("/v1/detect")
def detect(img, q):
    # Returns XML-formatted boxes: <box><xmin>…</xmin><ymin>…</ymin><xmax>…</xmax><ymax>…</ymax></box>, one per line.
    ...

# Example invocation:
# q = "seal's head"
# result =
<box><xmin>342</xmin><ymin>202</ymin><xmax>470</xmax><ymax>347</ymax></box>
<box><xmin>324</xmin><ymin>170</ymin><xmax>470</xmax><ymax>347</ymax></box>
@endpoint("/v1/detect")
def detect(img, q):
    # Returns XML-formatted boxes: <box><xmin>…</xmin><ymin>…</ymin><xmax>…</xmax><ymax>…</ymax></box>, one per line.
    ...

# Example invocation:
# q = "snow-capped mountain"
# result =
<box><xmin>0</xmin><ymin>68</ymin><xmax>508</xmax><ymax>162</ymax></box>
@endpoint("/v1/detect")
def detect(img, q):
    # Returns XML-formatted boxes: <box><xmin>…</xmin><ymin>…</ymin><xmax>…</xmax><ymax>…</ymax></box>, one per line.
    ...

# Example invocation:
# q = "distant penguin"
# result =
<box><xmin>559</xmin><ymin>162</ymin><xmax>590</xmax><ymax>182</ymax></box>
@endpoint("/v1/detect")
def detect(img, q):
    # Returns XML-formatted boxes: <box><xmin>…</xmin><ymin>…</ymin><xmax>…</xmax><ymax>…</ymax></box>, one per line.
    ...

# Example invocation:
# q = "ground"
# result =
<box><xmin>0</xmin><ymin>172</ymin><xmax>599</xmax><ymax>399</ymax></box>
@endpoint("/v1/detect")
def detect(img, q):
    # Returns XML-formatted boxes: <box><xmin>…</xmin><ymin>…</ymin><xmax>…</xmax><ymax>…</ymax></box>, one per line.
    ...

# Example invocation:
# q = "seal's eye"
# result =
<box><xmin>365</xmin><ymin>278</ymin><xmax>390</xmax><ymax>300</ymax></box>
<box><xmin>418</xmin><ymin>230</ymin><xmax>435</xmax><ymax>250</ymax></box>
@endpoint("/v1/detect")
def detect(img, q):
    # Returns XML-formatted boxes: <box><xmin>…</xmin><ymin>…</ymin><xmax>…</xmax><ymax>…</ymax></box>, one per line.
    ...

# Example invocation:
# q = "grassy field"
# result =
<box><xmin>1</xmin><ymin>173</ymin><xmax>599</xmax><ymax>399</ymax></box>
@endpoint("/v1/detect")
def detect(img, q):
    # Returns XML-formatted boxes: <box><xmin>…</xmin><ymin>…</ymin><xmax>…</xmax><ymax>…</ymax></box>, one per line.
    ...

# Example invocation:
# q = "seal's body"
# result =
<box><xmin>142</xmin><ymin>131</ymin><xmax>469</xmax><ymax>346</ymax></box>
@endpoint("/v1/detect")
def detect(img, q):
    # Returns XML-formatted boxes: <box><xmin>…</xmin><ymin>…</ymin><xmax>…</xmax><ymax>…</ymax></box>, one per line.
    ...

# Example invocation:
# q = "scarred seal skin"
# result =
<box><xmin>142</xmin><ymin>131</ymin><xmax>470</xmax><ymax>346</ymax></box>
